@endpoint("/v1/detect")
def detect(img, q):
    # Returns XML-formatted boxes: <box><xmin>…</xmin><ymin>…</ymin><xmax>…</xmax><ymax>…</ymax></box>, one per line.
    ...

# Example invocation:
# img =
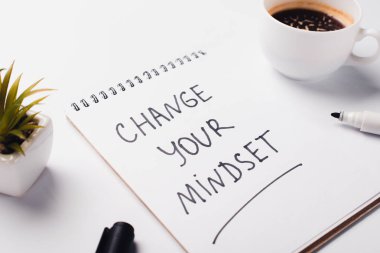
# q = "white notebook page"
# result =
<box><xmin>66</xmin><ymin>34</ymin><xmax>380</xmax><ymax>252</ymax></box>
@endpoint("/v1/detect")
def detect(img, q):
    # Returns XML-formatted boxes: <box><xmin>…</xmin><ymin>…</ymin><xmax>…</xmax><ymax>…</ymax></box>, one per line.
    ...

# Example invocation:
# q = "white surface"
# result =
<box><xmin>0</xmin><ymin>0</ymin><xmax>379</xmax><ymax>252</ymax></box>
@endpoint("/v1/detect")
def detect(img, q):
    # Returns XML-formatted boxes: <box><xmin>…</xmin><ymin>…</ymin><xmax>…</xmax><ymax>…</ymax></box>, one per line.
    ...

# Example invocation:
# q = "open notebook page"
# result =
<box><xmin>66</xmin><ymin>33</ymin><xmax>380</xmax><ymax>252</ymax></box>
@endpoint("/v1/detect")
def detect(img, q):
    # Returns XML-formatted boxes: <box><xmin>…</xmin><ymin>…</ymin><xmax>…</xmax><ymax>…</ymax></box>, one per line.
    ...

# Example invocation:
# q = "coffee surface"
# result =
<box><xmin>272</xmin><ymin>8</ymin><xmax>345</xmax><ymax>31</ymax></box>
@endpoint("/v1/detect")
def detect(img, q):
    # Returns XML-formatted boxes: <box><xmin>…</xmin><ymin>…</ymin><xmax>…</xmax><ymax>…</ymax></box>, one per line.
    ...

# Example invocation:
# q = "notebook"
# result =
<box><xmin>66</xmin><ymin>33</ymin><xmax>380</xmax><ymax>252</ymax></box>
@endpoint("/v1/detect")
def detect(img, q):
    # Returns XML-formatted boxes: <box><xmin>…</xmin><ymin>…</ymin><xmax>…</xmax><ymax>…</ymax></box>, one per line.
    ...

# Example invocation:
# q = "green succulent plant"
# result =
<box><xmin>0</xmin><ymin>62</ymin><xmax>52</xmax><ymax>155</ymax></box>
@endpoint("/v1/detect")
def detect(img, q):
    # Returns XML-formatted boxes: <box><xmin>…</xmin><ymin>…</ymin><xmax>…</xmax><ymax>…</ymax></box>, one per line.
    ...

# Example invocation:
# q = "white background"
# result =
<box><xmin>0</xmin><ymin>0</ymin><xmax>379</xmax><ymax>252</ymax></box>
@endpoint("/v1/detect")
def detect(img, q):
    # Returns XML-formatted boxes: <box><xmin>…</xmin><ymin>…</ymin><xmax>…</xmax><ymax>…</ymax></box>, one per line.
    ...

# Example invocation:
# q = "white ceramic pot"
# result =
<box><xmin>0</xmin><ymin>113</ymin><xmax>53</xmax><ymax>197</ymax></box>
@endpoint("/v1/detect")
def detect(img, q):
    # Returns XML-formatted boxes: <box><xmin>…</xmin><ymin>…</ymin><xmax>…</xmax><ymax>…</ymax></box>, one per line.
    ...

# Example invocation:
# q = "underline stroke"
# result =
<box><xmin>212</xmin><ymin>163</ymin><xmax>303</xmax><ymax>244</ymax></box>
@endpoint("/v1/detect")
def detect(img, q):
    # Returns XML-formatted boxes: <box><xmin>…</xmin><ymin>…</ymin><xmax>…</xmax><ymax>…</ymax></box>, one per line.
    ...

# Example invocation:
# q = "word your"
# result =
<box><xmin>157</xmin><ymin>118</ymin><xmax>235</xmax><ymax>167</ymax></box>
<box><xmin>177</xmin><ymin>130</ymin><xmax>278</xmax><ymax>215</ymax></box>
<box><xmin>116</xmin><ymin>85</ymin><xmax>212</xmax><ymax>143</ymax></box>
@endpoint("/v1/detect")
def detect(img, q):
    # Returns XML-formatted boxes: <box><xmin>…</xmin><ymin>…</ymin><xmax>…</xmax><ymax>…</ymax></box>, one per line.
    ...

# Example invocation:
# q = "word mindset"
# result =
<box><xmin>177</xmin><ymin>130</ymin><xmax>278</xmax><ymax>215</ymax></box>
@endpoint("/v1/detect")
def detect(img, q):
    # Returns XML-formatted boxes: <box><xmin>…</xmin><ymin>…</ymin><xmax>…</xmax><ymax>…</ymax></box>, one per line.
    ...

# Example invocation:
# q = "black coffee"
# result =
<box><xmin>272</xmin><ymin>8</ymin><xmax>345</xmax><ymax>31</ymax></box>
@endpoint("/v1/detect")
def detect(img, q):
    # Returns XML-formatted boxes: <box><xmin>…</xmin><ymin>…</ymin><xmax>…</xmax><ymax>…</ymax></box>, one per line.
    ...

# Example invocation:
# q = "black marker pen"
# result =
<box><xmin>96</xmin><ymin>222</ymin><xmax>135</xmax><ymax>253</ymax></box>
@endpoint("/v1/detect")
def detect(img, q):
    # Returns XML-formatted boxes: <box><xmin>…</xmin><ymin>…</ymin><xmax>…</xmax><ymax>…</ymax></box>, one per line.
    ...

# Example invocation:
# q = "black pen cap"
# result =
<box><xmin>96</xmin><ymin>222</ymin><xmax>135</xmax><ymax>253</ymax></box>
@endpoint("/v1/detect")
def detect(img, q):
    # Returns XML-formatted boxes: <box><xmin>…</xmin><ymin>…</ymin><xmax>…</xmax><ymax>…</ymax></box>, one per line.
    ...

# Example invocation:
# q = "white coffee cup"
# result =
<box><xmin>259</xmin><ymin>0</ymin><xmax>380</xmax><ymax>80</ymax></box>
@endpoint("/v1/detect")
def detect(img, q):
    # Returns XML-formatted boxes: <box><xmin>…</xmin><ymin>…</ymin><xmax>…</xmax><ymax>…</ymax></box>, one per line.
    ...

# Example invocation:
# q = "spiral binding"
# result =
<box><xmin>70</xmin><ymin>50</ymin><xmax>207</xmax><ymax>112</ymax></box>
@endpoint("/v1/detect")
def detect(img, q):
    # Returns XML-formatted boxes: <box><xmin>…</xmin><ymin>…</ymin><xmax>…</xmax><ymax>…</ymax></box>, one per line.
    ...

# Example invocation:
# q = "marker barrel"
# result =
<box><xmin>342</xmin><ymin>111</ymin><xmax>380</xmax><ymax>135</ymax></box>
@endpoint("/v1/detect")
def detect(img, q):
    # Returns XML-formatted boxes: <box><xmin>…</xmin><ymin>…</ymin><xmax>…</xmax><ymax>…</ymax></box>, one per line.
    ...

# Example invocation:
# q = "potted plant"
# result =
<box><xmin>0</xmin><ymin>62</ymin><xmax>53</xmax><ymax>197</ymax></box>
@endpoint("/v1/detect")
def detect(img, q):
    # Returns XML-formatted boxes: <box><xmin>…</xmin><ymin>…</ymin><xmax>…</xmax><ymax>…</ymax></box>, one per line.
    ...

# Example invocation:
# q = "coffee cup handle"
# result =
<box><xmin>347</xmin><ymin>28</ymin><xmax>380</xmax><ymax>65</ymax></box>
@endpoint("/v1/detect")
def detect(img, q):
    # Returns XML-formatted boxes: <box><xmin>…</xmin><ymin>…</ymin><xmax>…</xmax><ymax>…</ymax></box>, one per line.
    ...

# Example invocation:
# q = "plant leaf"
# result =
<box><xmin>21</xmin><ymin>95</ymin><xmax>48</xmax><ymax>113</ymax></box>
<box><xmin>0</xmin><ymin>68</ymin><xmax>4</xmax><ymax>97</ymax></box>
<box><xmin>9</xmin><ymin>95</ymin><xmax>47</xmax><ymax>129</ymax></box>
<box><xmin>0</xmin><ymin>102</ymin><xmax>21</xmax><ymax>134</ymax></box>
<box><xmin>15</xmin><ymin>78</ymin><xmax>44</xmax><ymax>105</ymax></box>
<box><xmin>27</xmin><ymin>88</ymin><xmax>55</xmax><ymax>96</ymax></box>
<box><xmin>19</xmin><ymin>124</ymin><xmax>43</xmax><ymax>131</ymax></box>
<box><xmin>8</xmin><ymin>142</ymin><xmax>25</xmax><ymax>156</ymax></box>
<box><xmin>8</xmin><ymin>129</ymin><xmax>26</xmax><ymax>140</ymax></box>
<box><xmin>0</xmin><ymin>62</ymin><xmax>14</xmax><ymax>117</ymax></box>
<box><xmin>17</xmin><ymin>111</ymin><xmax>40</xmax><ymax>128</ymax></box>
<box><xmin>5</xmin><ymin>74</ymin><xmax>22</xmax><ymax>112</ymax></box>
